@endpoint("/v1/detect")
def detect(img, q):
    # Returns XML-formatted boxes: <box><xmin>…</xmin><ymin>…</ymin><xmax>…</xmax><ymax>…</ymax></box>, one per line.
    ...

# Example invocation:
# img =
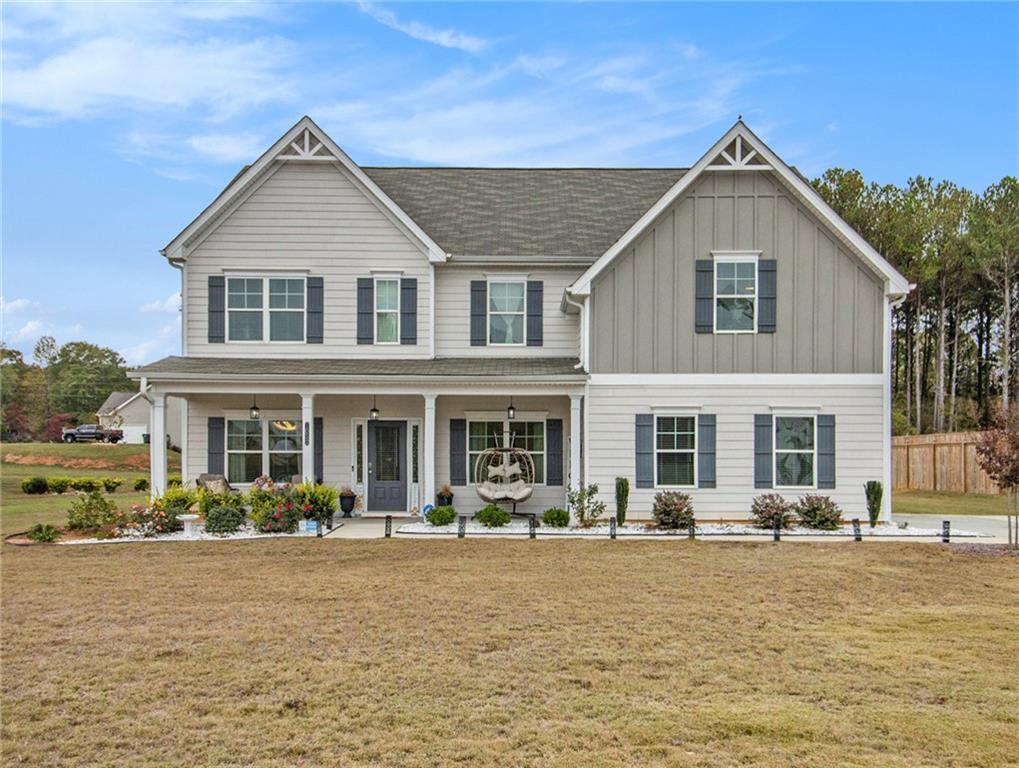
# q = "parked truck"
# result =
<box><xmin>61</xmin><ymin>424</ymin><xmax>124</xmax><ymax>443</ymax></box>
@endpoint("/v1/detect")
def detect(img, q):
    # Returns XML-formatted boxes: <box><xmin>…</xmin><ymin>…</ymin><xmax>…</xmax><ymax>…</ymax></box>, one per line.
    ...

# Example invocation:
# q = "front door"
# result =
<box><xmin>367</xmin><ymin>420</ymin><xmax>407</xmax><ymax>512</ymax></box>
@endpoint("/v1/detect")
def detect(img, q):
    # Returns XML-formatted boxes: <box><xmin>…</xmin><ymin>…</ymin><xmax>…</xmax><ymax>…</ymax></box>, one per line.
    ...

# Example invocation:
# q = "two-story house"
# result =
<box><xmin>130</xmin><ymin>116</ymin><xmax>910</xmax><ymax>521</ymax></box>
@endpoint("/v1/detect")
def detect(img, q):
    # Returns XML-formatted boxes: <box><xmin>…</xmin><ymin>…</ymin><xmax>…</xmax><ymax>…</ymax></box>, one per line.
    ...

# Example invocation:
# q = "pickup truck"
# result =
<box><xmin>61</xmin><ymin>425</ymin><xmax>124</xmax><ymax>443</ymax></box>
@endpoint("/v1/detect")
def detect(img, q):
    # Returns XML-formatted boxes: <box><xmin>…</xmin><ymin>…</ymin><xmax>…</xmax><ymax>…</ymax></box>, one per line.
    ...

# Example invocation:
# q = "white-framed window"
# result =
<box><xmin>374</xmin><ymin>277</ymin><xmax>400</xmax><ymax>344</ymax></box>
<box><xmin>713</xmin><ymin>254</ymin><xmax>757</xmax><ymax>333</ymax></box>
<box><xmin>227</xmin><ymin>275</ymin><xmax>306</xmax><ymax>342</ymax></box>
<box><xmin>655</xmin><ymin>415</ymin><xmax>697</xmax><ymax>487</ymax></box>
<box><xmin>774</xmin><ymin>415</ymin><xmax>816</xmax><ymax>488</ymax></box>
<box><xmin>467</xmin><ymin>419</ymin><xmax>545</xmax><ymax>484</ymax></box>
<box><xmin>488</xmin><ymin>280</ymin><xmax>526</xmax><ymax>345</ymax></box>
<box><xmin>225</xmin><ymin>416</ymin><xmax>302</xmax><ymax>484</ymax></box>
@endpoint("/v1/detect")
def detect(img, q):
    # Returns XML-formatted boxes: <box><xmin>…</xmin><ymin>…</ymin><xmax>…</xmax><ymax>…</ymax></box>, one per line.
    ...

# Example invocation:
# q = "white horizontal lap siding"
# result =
<box><xmin>586</xmin><ymin>381</ymin><xmax>884</xmax><ymax>519</ymax></box>
<box><xmin>434</xmin><ymin>266</ymin><xmax>582</xmax><ymax>357</ymax></box>
<box><xmin>185</xmin><ymin>163</ymin><xmax>431</xmax><ymax>358</ymax></box>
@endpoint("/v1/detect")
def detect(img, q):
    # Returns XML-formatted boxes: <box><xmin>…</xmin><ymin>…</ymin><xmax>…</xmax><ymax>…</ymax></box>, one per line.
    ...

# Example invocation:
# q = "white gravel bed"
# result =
<box><xmin>60</xmin><ymin>525</ymin><xmax>321</xmax><ymax>545</ymax></box>
<box><xmin>397</xmin><ymin>520</ymin><xmax>986</xmax><ymax>538</ymax></box>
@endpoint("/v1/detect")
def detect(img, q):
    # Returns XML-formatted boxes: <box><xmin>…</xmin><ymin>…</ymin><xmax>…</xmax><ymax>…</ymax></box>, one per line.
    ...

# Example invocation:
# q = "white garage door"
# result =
<box><xmin>119</xmin><ymin>425</ymin><xmax>147</xmax><ymax>444</ymax></box>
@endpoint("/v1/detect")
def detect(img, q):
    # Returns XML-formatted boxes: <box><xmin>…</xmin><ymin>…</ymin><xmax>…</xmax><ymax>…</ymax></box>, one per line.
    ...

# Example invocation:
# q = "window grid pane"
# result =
<box><xmin>489</xmin><ymin>281</ymin><xmax>526</xmax><ymax>344</ymax></box>
<box><xmin>715</xmin><ymin>260</ymin><xmax>756</xmax><ymax>332</ymax></box>
<box><xmin>269</xmin><ymin>311</ymin><xmax>304</xmax><ymax>342</ymax></box>
<box><xmin>376</xmin><ymin>311</ymin><xmax>398</xmax><ymax>343</ymax></box>
<box><xmin>655</xmin><ymin>416</ymin><xmax>696</xmax><ymax>486</ymax></box>
<box><xmin>375</xmin><ymin>279</ymin><xmax>399</xmax><ymax>311</ymax></box>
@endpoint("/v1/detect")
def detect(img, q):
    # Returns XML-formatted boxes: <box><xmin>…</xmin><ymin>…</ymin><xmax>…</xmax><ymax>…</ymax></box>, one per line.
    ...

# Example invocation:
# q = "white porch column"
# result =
<box><xmin>569</xmin><ymin>394</ymin><xmax>582</xmax><ymax>491</ymax></box>
<box><xmin>301</xmin><ymin>393</ymin><xmax>315</xmax><ymax>483</ymax></box>
<box><xmin>423</xmin><ymin>394</ymin><xmax>437</xmax><ymax>509</ymax></box>
<box><xmin>150</xmin><ymin>392</ymin><xmax>167</xmax><ymax>498</ymax></box>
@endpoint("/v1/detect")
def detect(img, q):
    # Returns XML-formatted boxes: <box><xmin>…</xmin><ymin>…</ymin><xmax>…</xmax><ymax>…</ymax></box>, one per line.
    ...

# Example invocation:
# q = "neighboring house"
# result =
<box><xmin>97</xmin><ymin>391</ymin><xmax>182</xmax><ymax>448</ymax></box>
<box><xmin>129</xmin><ymin>117</ymin><xmax>910</xmax><ymax>520</ymax></box>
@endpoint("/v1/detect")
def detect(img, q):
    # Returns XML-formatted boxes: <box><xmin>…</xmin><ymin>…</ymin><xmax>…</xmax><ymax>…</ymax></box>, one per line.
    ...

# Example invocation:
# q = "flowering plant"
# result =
<box><xmin>256</xmin><ymin>498</ymin><xmax>302</xmax><ymax>533</ymax></box>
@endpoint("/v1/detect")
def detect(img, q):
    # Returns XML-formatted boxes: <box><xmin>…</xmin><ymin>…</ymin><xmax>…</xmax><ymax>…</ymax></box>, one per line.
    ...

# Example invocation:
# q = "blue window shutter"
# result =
<box><xmin>758</xmin><ymin>260</ymin><xmax>777</xmax><ymax>333</ymax></box>
<box><xmin>817</xmin><ymin>414</ymin><xmax>836</xmax><ymax>489</ymax></box>
<box><xmin>207</xmin><ymin>417</ymin><xmax>225</xmax><ymax>475</ymax></box>
<box><xmin>314</xmin><ymin>417</ymin><xmax>324</xmax><ymax>483</ymax></box>
<box><xmin>697</xmin><ymin>414</ymin><xmax>716</xmax><ymax>488</ymax></box>
<box><xmin>307</xmin><ymin>277</ymin><xmax>324</xmax><ymax>344</ymax></box>
<box><xmin>546</xmin><ymin>418</ymin><xmax>563</xmax><ymax>485</ymax></box>
<box><xmin>470</xmin><ymin>281</ymin><xmax>487</xmax><ymax>346</ymax></box>
<box><xmin>754</xmin><ymin>414</ymin><xmax>773</xmax><ymax>488</ymax></box>
<box><xmin>526</xmin><ymin>280</ymin><xmax>543</xmax><ymax>347</ymax></box>
<box><xmin>449</xmin><ymin>419</ymin><xmax>467</xmax><ymax>486</ymax></box>
<box><xmin>208</xmin><ymin>276</ymin><xmax>225</xmax><ymax>343</ymax></box>
<box><xmin>400</xmin><ymin>278</ymin><xmax>417</xmax><ymax>345</ymax></box>
<box><xmin>695</xmin><ymin>260</ymin><xmax>713</xmax><ymax>333</ymax></box>
<box><xmin>635</xmin><ymin>414</ymin><xmax>654</xmax><ymax>488</ymax></box>
<box><xmin>356</xmin><ymin>278</ymin><xmax>373</xmax><ymax>345</ymax></box>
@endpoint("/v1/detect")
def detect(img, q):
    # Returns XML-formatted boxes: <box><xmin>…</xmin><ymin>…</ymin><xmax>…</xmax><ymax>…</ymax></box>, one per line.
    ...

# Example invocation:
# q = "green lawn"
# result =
<box><xmin>0</xmin><ymin>443</ymin><xmax>180</xmax><ymax>536</ymax></box>
<box><xmin>893</xmin><ymin>490</ymin><xmax>1009</xmax><ymax>517</ymax></box>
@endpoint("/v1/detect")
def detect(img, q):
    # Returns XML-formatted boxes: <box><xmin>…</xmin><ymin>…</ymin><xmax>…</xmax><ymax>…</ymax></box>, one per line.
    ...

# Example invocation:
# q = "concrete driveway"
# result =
<box><xmin>893</xmin><ymin>513</ymin><xmax>1013</xmax><ymax>543</ymax></box>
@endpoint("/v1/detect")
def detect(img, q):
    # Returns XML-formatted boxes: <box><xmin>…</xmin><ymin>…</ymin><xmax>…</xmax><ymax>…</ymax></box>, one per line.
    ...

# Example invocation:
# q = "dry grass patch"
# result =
<box><xmin>2</xmin><ymin>541</ymin><xmax>1017</xmax><ymax>767</ymax></box>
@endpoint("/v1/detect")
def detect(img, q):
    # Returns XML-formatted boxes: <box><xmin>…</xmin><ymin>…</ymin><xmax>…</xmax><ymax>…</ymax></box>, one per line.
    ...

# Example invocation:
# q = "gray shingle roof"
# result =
<box><xmin>363</xmin><ymin>167</ymin><xmax>687</xmax><ymax>262</ymax></box>
<box><xmin>96</xmin><ymin>391</ymin><xmax>138</xmax><ymax>415</ymax></box>
<box><xmin>132</xmin><ymin>356</ymin><xmax>585</xmax><ymax>380</ymax></box>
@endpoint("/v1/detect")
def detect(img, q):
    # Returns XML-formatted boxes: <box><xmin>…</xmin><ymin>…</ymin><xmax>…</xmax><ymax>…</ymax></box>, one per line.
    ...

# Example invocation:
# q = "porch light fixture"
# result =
<box><xmin>249</xmin><ymin>396</ymin><xmax>261</xmax><ymax>421</ymax></box>
<box><xmin>370</xmin><ymin>395</ymin><xmax>380</xmax><ymax>421</ymax></box>
<box><xmin>507</xmin><ymin>397</ymin><xmax>516</xmax><ymax>421</ymax></box>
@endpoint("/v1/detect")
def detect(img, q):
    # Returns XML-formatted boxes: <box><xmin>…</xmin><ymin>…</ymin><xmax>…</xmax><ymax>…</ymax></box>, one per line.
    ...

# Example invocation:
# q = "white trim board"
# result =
<box><xmin>567</xmin><ymin>120</ymin><xmax>911</xmax><ymax>298</ymax></box>
<box><xmin>588</xmin><ymin>373</ymin><xmax>885</xmax><ymax>386</ymax></box>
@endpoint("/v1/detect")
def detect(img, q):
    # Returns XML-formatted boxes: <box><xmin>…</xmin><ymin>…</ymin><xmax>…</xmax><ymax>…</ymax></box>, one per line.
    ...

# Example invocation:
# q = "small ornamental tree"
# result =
<box><xmin>975</xmin><ymin>408</ymin><xmax>1019</xmax><ymax>516</ymax></box>
<box><xmin>614</xmin><ymin>477</ymin><xmax>630</xmax><ymax>525</ymax></box>
<box><xmin>42</xmin><ymin>412</ymin><xmax>75</xmax><ymax>442</ymax></box>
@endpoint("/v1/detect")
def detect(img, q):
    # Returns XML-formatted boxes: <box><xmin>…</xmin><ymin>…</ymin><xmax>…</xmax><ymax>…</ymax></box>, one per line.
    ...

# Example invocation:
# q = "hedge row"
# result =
<box><xmin>22</xmin><ymin>476</ymin><xmax>130</xmax><ymax>494</ymax></box>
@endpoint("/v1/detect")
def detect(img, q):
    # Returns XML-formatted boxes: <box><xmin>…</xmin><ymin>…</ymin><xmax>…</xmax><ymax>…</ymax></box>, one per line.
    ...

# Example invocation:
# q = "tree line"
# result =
<box><xmin>1</xmin><ymin>336</ymin><xmax>133</xmax><ymax>440</ymax></box>
<box><xmin>813</xmin><ymin>173</ymin><xmax>1018</xmax><ymax>434</ymax></box>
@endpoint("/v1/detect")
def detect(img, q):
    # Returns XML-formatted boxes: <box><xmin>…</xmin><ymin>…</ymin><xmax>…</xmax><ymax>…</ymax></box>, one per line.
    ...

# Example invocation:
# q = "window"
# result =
<box><xmin>775</xmin><ymin>415</ymin><xmax>815</xmax><ymax>488</ymax></box>
<box><xmin>411</xmin><ymin>424</ymin><xmax>419</xmax><ymax>484</ymax></box>
<box><xmin>714</xmin><ymin>258</ymin><xmax>756</xmax><ymax>332</ymax></box>
<box><xmin>375</xmin><ymin>278</ymin><xmax>399</xmax><ymax>344</ymax></box>
<box><xmin>467</xmin><ymin>419</ymin><xmax>545</xmax><ymax>483</ymax></box>
<box><xmin>225</xmin><ymin>417</ymin><xmax>302</xmax><ymax>484</ymax></box>
<box><xmin>226</xmin><ymin>276</ymin><xmax>305</xmax><ymax>342</ymax></box>
<box><xmin>488</xmin><ymin>281</ymin><xmax>525</xmax><ymax>344</ymax></box>
<box><xmin>655</xmin><ymin>415</ymin><xmax>696</xmax><ymax>487</ymax></box>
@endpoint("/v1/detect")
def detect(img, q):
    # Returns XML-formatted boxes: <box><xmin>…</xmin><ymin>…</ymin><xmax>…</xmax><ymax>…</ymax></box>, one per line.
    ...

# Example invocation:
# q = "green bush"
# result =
<box><xmin>297</xmin><ymin>482</ymin><xmax>339</xmax><ymax>525</ymax></box>
<box><xmin>101</xmin><ymin>477</ymin><xmax>124</xmax><ymax>493</ymax></box>
<box><xmin>202</xmin><ymin>504</ymin><xmax>247</xmax><ymax>535</ymax></box>
<box><xmin>476</xmin><ymin>503</ymin><xmax>511</xmax><ymax>528</ymax></box>
<box><xmin>48</xmin><ymin>476</ymin><xmax>72</xmax><ymax>494</ymax></box>
<box><xmin>426</xmin><ymin>505</ymin><xmax>457</xmax><ymax>526</ymax></box>
<box><xmin>864</xmin><ymin>481</ymin><xmax>883</xmax><ymax>527</ymax></box>
<box><xmin>27</xmin><ymin>523</ymin><xmax>60</xmax><ymax>543</ymax></box>
<box><xmin>160</xmin><ymin>485</ymin><xmax>197</xmax><ymax>513</ymax></box>
<box><xmin>133</xmin><ymin>477</ymin><xmax>149</xmax><ymax>492</ymax></box>
<box><xmin>652</xmin><ymin>490</ymin><xmax>694</xmax><ymax>530</ymax></box>
<box><xmin>542</xmin><ymin>507</ymin><xmax>570</xmax><ymax>528</ymax></box>
<box><xmin>67</xmin><ymin>491</ymin><xmax>120</xmax><ymax>531</ymax></box>
<box><xmin>795</xmin><ymin>495</ymin><xmax>843</xmax><ymax>530</ymax></box>
<box><xmin>70</xmin><ymin>477</ymin><xmax>101</xmax><ymax>493</ymax></box>
<box><xmin>122</xmin><ymin>503</ymin><xmax>178</xmax><ymax>536</ymax></box>
<box><xmin>254</xmin><ymin>496</ymin><xmax>302</xmax><ymax>534</ymax></box>
<box><xmin>614</xmin><ymin>477</ymin><xmax>629</xmax><ymax>525</ymax></box>
<box><xmin>567</xmin><ymin>484</ymin><xmax>606</xmax><ymax>525</ymax></box>
<box><xmin>197</xmin><ymin>488</ymin><xmax>237</xmax><ymax>516</ymax></box>
<box><xmin>21</xmin><ymin>476</ymin><xmax>48</xmax><ymax>494</ymax></box>
<box><xmin>167</xmin><ymin>474</ymin><xmax>183</xmax><ymax>487</ymax></box>
<box><xmin>750</xmin><ymin>493</ymin><xmax>796</xmax><ymax>529</ymax></box>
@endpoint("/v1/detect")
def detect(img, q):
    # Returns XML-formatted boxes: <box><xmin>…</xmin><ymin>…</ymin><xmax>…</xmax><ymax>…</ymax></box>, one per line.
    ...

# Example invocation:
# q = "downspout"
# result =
<box><xmin>168</xmin><ymin>258</ymin><xmax>186</xmax><ymax>355</ymax></box>
<box><xmin>883</xmin><ymin>289</ymin><xmax>910</xmax><ymax>522</ymax></box>
<box><xmin>563</xmin><ymin>292</ymin><xmax>586</xmax><ymax>371</ymax></box>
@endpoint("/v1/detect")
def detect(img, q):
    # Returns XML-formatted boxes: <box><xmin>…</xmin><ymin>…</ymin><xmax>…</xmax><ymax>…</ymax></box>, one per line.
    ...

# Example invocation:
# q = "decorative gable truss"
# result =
<box><xmin>705</xmin><ymin>135</ymin><xmax>772</xmax><ymax>171</ymax></box>
<box><xmin>276</xmin><ymin>128</ymin><xmax>343</xmax><ymax>162</ymax></box>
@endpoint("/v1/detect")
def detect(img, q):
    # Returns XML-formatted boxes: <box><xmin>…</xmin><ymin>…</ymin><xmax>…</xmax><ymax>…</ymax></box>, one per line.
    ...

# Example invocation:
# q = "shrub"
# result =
<box><xmin>426</xmin><ymin>505</ymin><xmax>457</xmax><ymax>526</ymax></box>
<box><xmin>197</xmin><ymin>488</ymin><xmax>237</xmax><ymax>516</ymax></box>
<box><xmin>160</xmin><ymin>485</ymin><xmax>197</xmax><ymax>513</ymax></box>
<box><xmin>120</xmin><ymin>503</ymin><xmax>178</xmax><ymax>537</ymax></box>
<box><xmin>254</xmin><ymin>497</ymin><xmax>302</xmax><ymax>534</ymax></box>
<box><xmin>795</xmin><ymin>494</ymin><xmax>843</xmax><ymax>530</ymax></box>
<box><xmin>614</xmin><ymin>477</ymin><xmax>629</xmax><ymax>525</ymax></box>
<box><xmin>70</xmin><ymin>477</ymin><xmax>101</xmax><ymax>493</ymax></box>
<box><xmin>27</xmin><ymin>523</ymin><xmax>60</xmax><ymax>543</ymax></box>
<box><xmin>21</xmin><ymin>476</ymin><xmax>48</xmax><ymax>494</ymax></box>
<box><xmin>750</xmin><ymin>493</ymin><xmax>796</xmax><ymax>530</ymax></box>
<box><xmin>542</xmin><ymin>507</ymin><xmax>570</xmax><ymax>528</ymax></box>
<box><xmin>298</xmin><ymin>482</ymin><xmax>339</xmax><ymax>525</ymax></box>
<box><xmin>67</xmin><ymin>491</ymin><xmax>120</xmax><ymax>531</ymax></box>
<box><xmin>102</xmin><ymin>477</ymin><xmax>124</xmax><ymax>493</ymax></box>
<box><xmin>476</xmin><ymin>503</ymin><xmax>511</xmax><ymax>528</ymax></box>
<box><xmin>864</xmin><ymin>481</ymin><xmax>883</xmax><ymax>527</ymax></box>
<box><xmin>167</xmin><ymin>474</ymin><xmax>183</xmax><ymax>487</ymax></box>
<box><xmin>652</xmin><ymin>490</ymin><xmax>694</xmax><ymax>530</ymax></box>
<box><xmin>203</xmin><ymin>504</ymin><xmax>247</xmax><ymax>536</ymax></box>
<box><xmin>567</xmin><ymin>484</ymin><xmax>606</xmax><ymax>526</ymax></box>
<box><xmin>48</xmin><ymin>476</ymin><xmax>72</xmax><ymax>494</ymax></box>
<box><xmin>133</xmin><ymin>477</ymin><xmax>149</xmax><ymax>492</ymax></box>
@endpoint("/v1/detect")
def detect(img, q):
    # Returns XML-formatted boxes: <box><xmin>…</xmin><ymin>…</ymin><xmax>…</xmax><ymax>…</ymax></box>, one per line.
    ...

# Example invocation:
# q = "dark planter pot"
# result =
<box><xmin>436</xmin><ymin>493</ymin><xmax>454</xmax><ymax>507</ymax></box>
<box><xmin>339</xmin><ymin>495</ymin><xmax>356</xmax><ymax>517</ymax></box>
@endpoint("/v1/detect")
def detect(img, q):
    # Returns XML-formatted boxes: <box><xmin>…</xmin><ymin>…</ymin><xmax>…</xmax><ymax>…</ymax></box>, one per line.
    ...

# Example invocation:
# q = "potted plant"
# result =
<box><xmin>436</xmin><ymin>483</ymin><xmax>454</xmax><ymax>507</ymax></box>
<box><xmin>339</xmin><ymin>486</ymin><xmax>357</xmax><ymax>517</ymax></box>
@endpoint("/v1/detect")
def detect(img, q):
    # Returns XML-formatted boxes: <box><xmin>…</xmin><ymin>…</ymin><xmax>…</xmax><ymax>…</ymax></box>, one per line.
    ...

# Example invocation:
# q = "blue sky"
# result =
<box><xmin>2</xmin><ymin>1</ymin><xmax>1016</xmax><ymax>365</ymax></box>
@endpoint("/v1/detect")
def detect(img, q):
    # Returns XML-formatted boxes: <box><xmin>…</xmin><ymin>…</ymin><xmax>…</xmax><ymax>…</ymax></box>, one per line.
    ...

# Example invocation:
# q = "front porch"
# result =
<box><xmin>145</xmin><ymin>377</ymin><xmax>585</xmax><ymax>517</ymax></box>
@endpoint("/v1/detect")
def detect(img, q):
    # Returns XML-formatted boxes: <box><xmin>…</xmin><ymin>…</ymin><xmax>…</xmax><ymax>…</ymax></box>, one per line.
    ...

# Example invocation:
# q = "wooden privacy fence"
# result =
<box><xmin>892</xmin><ymin>432</ymin><xmax>1000</xmax><ymax>495</ymax></box>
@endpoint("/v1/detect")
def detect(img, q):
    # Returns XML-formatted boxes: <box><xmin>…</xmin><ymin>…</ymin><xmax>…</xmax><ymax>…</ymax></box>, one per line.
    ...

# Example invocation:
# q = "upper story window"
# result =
<box><xmin>227</xmin><ymin>276</ymin><xmax>305</xmax><ymax>342</ymax></box>
<box><xmin>714</xmin><ymin>256</ymin><xmax>757</xmax><ymax>333</ymax></box>
<box><xmin>774</xmin><ymin>415</ymin><xmax>815</xmax><ymax>488</ymax></box>
<box><xmin>488</xmin><ymin>280</ymin><xmax>525</xmax><ymax>345</ymax></box>
<box><xmin>374</xmin><ymin>278</ymin><xmax>400</xmax><ymax>344</ymax></box>
<box><xmin>655</xmin><ymin>415</ymin><xmax>696</xmax><ymax>487</ymax></box>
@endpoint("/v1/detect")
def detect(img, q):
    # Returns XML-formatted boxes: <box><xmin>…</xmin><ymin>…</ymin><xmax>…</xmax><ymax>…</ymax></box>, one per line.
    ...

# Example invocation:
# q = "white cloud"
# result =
<box><xmin>0</xmin><ymin>297</ymin><xmax>39</xmax><ymax>314</ymax></box>
<box><xmin>120</xmin><ymin>324</ymin><xmax>179</xmax><ymax>366</ymax></box>
<box><xmin>358</xmin><ymin>3</ymin><xmax>489</xmax><ymax>54</ymax></box>
<box><xmin>140</xmin><ymin>293</ymin><xmax>181</xmax><ymax>314</ymax></box>
<box><xmin>675</xmin><ymin>43</ymin><xmax>705</xmax><ymax>61</ymax></box>
<box><xmin>5</xmin><ymin>320</ymin><xmax>44</xmax><ymax>343</ymax></box>
<box><xmin>187</xmin><ymin>132</ymin><xmax>266</xmax><ymax>164</ymax></box>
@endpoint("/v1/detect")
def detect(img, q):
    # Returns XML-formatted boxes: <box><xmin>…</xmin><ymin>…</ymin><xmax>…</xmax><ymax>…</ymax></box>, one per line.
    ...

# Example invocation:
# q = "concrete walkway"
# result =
<box><xmin>893</xmin><ymin>513</ymin><xmax>1013</xmax><ymax>544</ymax></box>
